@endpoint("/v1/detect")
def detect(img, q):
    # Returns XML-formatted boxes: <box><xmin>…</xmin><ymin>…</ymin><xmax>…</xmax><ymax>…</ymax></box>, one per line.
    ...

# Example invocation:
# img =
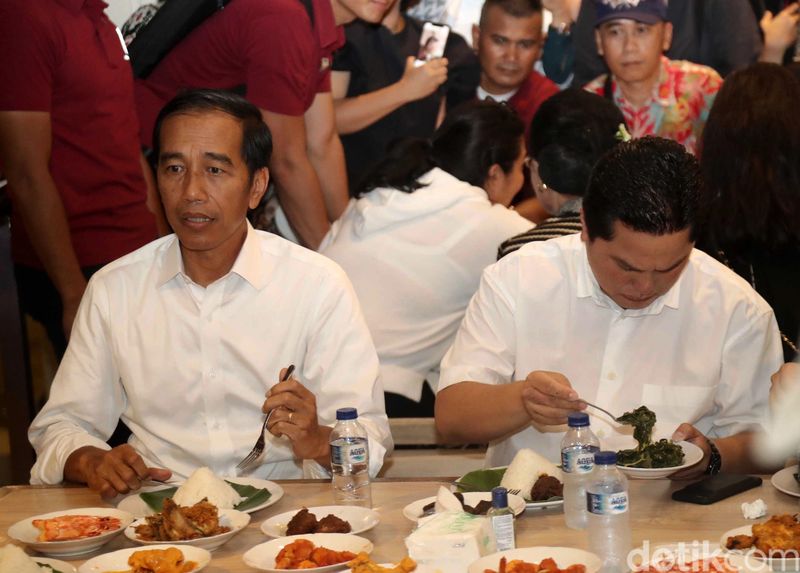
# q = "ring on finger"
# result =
<box><xmin>288</xmin><ymin>411</ymin><xmax>294</xmax><ymax>423</ymax></box>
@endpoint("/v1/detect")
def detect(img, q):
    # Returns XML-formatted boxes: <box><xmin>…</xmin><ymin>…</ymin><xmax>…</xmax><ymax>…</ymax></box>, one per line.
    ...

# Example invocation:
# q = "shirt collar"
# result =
<box><xmin>575</xmin><ymin>239</ymin><xmax>683</xmax><ymax>316</ymax></box>
<box><xmin>314</xmin><ymin>0</ymin><xmax>342</xmax><ymax>52</ymax></box>
<box><xmin>156</xmin><ymin>222</ymin><xmax>272</xmax><ymax>290</ymax></box>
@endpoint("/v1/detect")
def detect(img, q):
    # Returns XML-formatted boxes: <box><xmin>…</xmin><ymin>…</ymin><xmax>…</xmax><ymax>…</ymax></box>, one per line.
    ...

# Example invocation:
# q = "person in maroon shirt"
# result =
<box><xmin>135</xmin><ymin>0</ymin><xmax>392</xmax><ymax>249</ymax></box>
<box><xmin>473</xmin><ymin>0</ymin><xmax>559</xmax><ymax>222</ymax></box>
<box><xmin>0</xmin><ymin>0</ymin><xmax>161</xmax><ymax>358</ymax></box>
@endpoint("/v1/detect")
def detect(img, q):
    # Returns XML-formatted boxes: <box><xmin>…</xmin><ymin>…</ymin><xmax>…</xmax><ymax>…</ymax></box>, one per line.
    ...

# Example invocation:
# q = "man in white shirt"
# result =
<box><xmin>28</xmin><ymin>89</ymin><xmax>392</xmax><ymax>498</ymax></box>
<box><xmin>436</xmin><ymin>136</ymin><xmax>782</xmax><ymax>479</ymax></box>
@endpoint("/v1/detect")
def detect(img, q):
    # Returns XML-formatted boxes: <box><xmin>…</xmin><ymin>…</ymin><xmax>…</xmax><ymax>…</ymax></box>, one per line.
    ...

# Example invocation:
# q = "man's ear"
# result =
<box><xmin>248</xmin><ymin>167</ymin><xmax>269</xmax><ymax>210</ymax></box>
<box><xmin>594</xmin><ymin>28</ymin><xmax>604</xmax><ymax>57</ymax></box>
<box><xmin>661</xmin><ymin>21</ymin><xmax>673</xmax><ymax>52</ymax></box>
<box><xmin>472</xmin><ymin>23</ymin><xmax>481</xmax><ymax>52</ymax></box>
<box><xmin>580</xmin><ymin>208</ymin><xmax>589</xmax><ymax>243</ymax></box>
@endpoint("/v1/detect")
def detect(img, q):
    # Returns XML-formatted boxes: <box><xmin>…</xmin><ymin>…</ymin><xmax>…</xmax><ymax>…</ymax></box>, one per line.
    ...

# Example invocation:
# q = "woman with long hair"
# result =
<box><xmin>321</xmin><ymin>100</ymin><xmax>532</xmax><ymax>416</ymax></box>
<box><xmin>699</xmin><ymin>62</ymin><xmax>800</xmax><ymax>361</ymax></box>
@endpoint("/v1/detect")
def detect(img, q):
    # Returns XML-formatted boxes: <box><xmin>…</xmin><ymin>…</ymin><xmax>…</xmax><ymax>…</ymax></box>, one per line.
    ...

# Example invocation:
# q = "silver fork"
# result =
<box><xmin>571</xmin><ymin>398</ymin><xmax>619</xmax><ymax>424</ymax></box>
<box><xmin>236</xmin><ymin>364</ymin><xmax>295</xmax><ymax>473</ymax></box>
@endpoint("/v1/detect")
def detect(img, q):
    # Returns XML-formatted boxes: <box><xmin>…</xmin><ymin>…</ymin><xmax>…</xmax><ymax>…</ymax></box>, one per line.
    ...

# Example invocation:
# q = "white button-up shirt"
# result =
<box><xmin>439</xmin><ymin>234</ymin><xmax>782</xmax><ymax>466</ymax></box>
<box><xmin>29</xmin><ymin>224</ymin><xmax>392</xmax><ymax>483</ymax></box>
<box><xmin>321</xmin><ymin>168</ymin><xmax>532</xmax><ymax>402</ymax></box>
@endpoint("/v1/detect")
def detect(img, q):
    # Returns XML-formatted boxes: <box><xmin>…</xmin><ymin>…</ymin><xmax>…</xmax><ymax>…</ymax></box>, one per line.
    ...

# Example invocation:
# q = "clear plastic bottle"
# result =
<box><xmin>561</xmin><ymin>411</ymin><xmax>600</xmax><ymax>529</ymax></box>
<box><xmin>487</xmin><ymin>486</ymin><xmax>515</xmax><ymax>551</ymax></box>
<box><xmin>586</xmin><ymin>451</ymin><xmax>632</xmax><ymax>573</ymax></box>
<box><xmin>329</xmin><ymin>407</ymin><xmax>372</xmax><ymax>507</ymax></box>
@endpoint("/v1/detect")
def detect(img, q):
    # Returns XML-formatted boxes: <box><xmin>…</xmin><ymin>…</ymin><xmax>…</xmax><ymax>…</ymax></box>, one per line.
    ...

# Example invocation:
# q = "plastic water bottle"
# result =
<box><xmin>330</xmin><ymin>407</ymin><xmax>372</xmax><ymax>507</ymax></box>
<box><xmin>561</xmin><ymin>411</ymin><xmax>600</xmax><ymax>529</ymax></box>
<box><xmin>586</xmin><ymin>451</ymin><xmax>632</xmax><ymax>573</ymax></box>
<box><xmin>487</xmin><ymin>486</ymin><xmax>516</xmax><ymax>551</ymax></box>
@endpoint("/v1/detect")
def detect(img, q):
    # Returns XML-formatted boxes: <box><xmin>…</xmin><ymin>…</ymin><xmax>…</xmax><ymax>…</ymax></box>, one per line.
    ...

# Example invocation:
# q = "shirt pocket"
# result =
<box><xmin>642</xmin><ymin>383</ymin><xmax>716</xmax><ymax>435</ymax></box>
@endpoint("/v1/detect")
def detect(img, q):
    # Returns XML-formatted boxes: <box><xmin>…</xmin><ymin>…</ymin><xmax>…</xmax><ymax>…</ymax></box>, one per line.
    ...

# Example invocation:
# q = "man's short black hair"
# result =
<box><xmin>152</xmin><ymin>89</ymin><xmax>272</xmax><ymax>180</ymax></box>
<box><xmin>583</xmin><ymin>136</ymin><xmax>701</xmax><ymax>241</ymax></box>
<box><xmin>479</xmin><ymin>0</ymin><xmax>542</xmax><ymax>27</ymax></box>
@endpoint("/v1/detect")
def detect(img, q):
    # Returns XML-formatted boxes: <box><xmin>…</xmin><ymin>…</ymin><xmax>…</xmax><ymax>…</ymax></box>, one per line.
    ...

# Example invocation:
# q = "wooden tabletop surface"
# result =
<box><xmin>0</xmin><ymin>476</ymin><xmax>796</xmax><ymax>571</ymax></box>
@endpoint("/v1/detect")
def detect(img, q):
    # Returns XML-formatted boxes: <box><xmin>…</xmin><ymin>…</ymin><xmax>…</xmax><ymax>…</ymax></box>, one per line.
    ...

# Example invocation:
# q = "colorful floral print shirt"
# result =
<box><xmin>584</xmin><ymin>56</ymin><xmax>722</xmax><ymax>154</ymax></box>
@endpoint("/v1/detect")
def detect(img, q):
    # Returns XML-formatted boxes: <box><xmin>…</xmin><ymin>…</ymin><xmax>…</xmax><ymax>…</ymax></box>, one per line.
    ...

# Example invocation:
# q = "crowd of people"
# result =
<box><xmin>1</xmin><ymin>0</ymin><xmax>799</xmax><ymax>495</ymax></box>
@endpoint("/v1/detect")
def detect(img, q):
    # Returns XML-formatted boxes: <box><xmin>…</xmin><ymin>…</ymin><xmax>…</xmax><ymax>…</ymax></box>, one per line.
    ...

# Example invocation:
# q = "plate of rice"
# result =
<box><xmin>116</xmin><ymin>467</ymin><xmax>284</xmax><ymax>517</ymax></box>
<box><xmin>454</xmin><ymin>449</ymin><xmax>564</xmax><ymax>509</ymax></box>
<box><xmin>0</xmin><ymin>544</ymin><xmax>77</xmax><ymax>573</ymax></box>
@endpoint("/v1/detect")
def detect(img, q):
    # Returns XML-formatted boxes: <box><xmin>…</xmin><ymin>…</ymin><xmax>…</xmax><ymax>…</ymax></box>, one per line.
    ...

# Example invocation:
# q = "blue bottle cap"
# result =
<box><xmin>336</xmin><ymin>407</ymin><xmax>358</xmax><ymax>420</ymax></box>
<box><xmin>567</xmin><ymin>412</ymin><xmax>590</xmax><ymax>427</ymax></box>
<box><xmin>594</xmin><ymin>450</ymin><xmax>617</xmax><ymax>465</ymax></box>
<box><xmin>491</xmin><ymin>486</ymin><xmax>509</xmax><ymax>508</ymax></box>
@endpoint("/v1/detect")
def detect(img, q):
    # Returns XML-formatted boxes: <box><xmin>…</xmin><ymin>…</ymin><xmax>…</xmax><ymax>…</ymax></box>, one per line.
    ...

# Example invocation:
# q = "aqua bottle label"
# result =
<box><xmin>331</xmin><ymin>441</ymin><xmax>368</xmax><ymax>465</ymax></box>
<box><xmin>587</xmin><ymin>491</ymin><xmax>628</xmax><ymax>515</ymax></box>
<box><xmin>562</xmin><ymin>448</ymin><xmax>596</xmax><ymax>474</ymax></box>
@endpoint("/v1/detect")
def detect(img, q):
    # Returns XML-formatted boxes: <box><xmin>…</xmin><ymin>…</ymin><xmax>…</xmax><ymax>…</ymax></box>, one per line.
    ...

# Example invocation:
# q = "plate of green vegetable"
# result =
<box><xmin>606</xmin><ymin>406</ymin><xmax>704</xmax><ymax>479</ymax></box>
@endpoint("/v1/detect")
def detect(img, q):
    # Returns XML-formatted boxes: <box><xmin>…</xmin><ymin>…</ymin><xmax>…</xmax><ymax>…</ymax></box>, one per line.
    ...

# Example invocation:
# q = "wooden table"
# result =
<box><xmin>0</xmin><ymin>477</ymin><xmax>796</xmax><ymax>571</ymax></box>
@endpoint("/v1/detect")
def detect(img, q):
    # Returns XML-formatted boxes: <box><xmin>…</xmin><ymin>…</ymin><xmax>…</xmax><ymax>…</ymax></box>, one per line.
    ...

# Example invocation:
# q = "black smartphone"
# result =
<box><xmin>671</xmin><ymin>474</ymin><xmax>762</xmax><ymax>505</ymax></box>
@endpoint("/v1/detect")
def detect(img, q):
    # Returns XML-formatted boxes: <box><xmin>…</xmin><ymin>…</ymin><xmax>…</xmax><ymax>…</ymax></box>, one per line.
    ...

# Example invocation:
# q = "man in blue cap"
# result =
<box><xmin>584</xmin><ymin>0</ymin><xmax>721</xmax><ymax>154</ymax></box>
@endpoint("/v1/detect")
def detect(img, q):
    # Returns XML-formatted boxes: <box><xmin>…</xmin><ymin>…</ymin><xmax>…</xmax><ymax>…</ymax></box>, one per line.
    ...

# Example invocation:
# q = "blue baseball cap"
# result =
<box><xmin>594</xmin><ymin>0</ymin><xmax>668</xmax><ymax>27</ymax></box>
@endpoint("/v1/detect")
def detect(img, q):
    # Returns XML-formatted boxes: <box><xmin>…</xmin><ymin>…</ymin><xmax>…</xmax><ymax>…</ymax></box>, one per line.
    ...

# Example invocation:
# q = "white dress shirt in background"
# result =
<box><xmin>29</xmin><ymin>224</ymin><xmax>392</xmax><ymax>483</ymax></box>
<box><xmin>439</xmin><ymin>233</ymin><xmax>782</xmax><ymax>466</ymax></box>
<box><xmin>321</xmin><ymin>168</ymin><xmax>532</xmax><ymax>403</ymax></box>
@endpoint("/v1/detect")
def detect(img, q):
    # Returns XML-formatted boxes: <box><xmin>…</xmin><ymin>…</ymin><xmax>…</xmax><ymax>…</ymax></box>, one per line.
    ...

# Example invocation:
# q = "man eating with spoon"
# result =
<box><xmin>28</xmin><ymin>89</ymin><xmax>392</xmax><ymax>498</ymax></box>
<box><xmin>435</xmin><ymin>136</ymin><xmax>782</xmax><ymax>479</ymax></box>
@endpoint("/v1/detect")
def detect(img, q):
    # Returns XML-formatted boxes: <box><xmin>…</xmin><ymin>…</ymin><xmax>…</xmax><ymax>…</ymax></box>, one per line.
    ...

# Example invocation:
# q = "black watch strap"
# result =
<box><xmin>705</xmin><ymin>439</ymin><xmax>722</xmax><ymax>475</ymax></box>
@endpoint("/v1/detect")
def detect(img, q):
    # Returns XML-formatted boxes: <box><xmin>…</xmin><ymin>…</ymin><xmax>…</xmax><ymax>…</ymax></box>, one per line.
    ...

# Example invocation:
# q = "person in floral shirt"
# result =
<box><xmin>583</xmin><ymin>0</ymin><xmax>721</xmax><ymax>155</ymax></box>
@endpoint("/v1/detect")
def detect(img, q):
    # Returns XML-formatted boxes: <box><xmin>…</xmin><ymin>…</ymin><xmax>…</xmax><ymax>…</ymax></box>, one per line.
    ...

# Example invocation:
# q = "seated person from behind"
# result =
<box><xmin>497</xmin><ymin>88</ymin><xmax>625</xmax><ymax>259</ymax></box>
<box><xmin>583</xmin><ymin>0</ymin><xmax>722</xmax><ymax>154</ymax></box>
<box><xmin>28</xmin><ymin>90</ymin><xmax>392</xmax><ymax>498</ymax></box>
<box><xmin>436</xmin><ymin>136</ymin><xmax>782</xmax><ymax>479</ymax></box>
<box><xmin>321</xmin><ymin>100</ymin><xmax>532</xmax><ymax>417</ymax></box>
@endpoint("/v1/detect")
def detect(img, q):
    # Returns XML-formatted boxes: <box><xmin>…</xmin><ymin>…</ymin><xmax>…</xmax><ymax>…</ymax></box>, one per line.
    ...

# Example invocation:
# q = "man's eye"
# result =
<box><xmin>493</xmin><ymin>37</ymin><xmax>507</xmax><ymax>45</ymax></box>
<box><xmin>208</xmin><ymin>166</ymin><xmax>224</xmax><ymax>175</ymax></box>
<box><xmin>165</xmin><ymin>165</ymin><xmax>183</xmax><ymax>174</ymax></box>
<box><xmin>519</xmin><ymin>41</ymin><xmax>536</xmax><ymax>49</ymax></box>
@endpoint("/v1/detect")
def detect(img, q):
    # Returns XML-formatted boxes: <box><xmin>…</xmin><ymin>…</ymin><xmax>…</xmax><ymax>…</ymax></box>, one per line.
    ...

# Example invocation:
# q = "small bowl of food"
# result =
<box><xmin>8</xmin><ymin>507</ymin><xmax>133</xmax><ymax>557</ymax></box>
<box><xmin>243</xmin><ymin>533</ymin><xmax>373</xmax><ymax>572</ymax></box>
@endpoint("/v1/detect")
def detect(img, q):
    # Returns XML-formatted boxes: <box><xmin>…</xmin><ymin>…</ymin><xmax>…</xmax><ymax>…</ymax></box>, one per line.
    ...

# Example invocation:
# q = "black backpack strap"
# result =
<box><xmin>603</xmin><ymin>73</ymin><xmax>614</xmax><ymax>100</ymax></box>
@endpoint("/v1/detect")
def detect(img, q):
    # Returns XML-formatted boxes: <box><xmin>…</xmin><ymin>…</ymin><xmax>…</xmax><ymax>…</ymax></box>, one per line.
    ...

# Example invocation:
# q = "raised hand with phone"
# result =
<box><xmin>400</xmin><ymin>55</ymin><xmax>449</xmax><ymax>101</ymax></box>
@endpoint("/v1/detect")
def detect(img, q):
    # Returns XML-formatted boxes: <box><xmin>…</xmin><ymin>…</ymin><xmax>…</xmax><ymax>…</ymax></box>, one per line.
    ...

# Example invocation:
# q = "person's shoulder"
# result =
<box><xmin>583</xmin><ymin>74</ymin><xmax>607</xmax><ymax>95</ymax></box>
<box><xmin>253</xmin><ymin>230</ymin><xmax>350</xmax><ymax>283</ymax></box>
<box><xmin>90</xmin><ymin>235</ymin><xmax>176</xmax><ymax>285</ymax></box>
<box><xmin>686</xmin><ymin>248</ymin><xmax>774</xmax><ymax>316</ymax></box>
<box><xmin>668</xmin><ymin>59</ymin><xmax>722</xmax><ymax>87</ymax></box>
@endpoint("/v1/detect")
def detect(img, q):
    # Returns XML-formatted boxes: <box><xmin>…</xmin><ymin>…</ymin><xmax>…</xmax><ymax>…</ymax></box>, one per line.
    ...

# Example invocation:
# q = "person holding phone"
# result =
<box><xmin>331</xmin><ymin>0</ymin><xmax>479</xmax><ymax>189</ymax></box>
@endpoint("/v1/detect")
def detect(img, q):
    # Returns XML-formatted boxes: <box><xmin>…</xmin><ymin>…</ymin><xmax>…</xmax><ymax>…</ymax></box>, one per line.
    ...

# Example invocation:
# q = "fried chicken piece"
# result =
<box><xmin>134</xmin><ymin>498</ymin><xmax>229</xmax><ymax>541</ymax></box>
<box><xmin>316</xmin><ymin>513</ymin><xmax>352</xmax><ymax>533</ymax></box>
<box><xmin>752</xmin><ymin>514</ymin><xmax>800</xmax><ymax>553</ymax></box>
<box><xmin>530</xmin><ymin>475</ymin><xmax>563</xmax><ymax>501</ymax></box>
<box><xmin>182</xmin><ymin>499</ymin><xmax>228</xmax><ymax>537</ymax></box>
<box><xmin>287</xmin><ymin>508</ymin><xmax>319</xmax><ymax>536</ymax></box>
<box><xmin>726</xmin><ymin>534</ymin><xmax>755</xmax><ymax>550</ymax></box>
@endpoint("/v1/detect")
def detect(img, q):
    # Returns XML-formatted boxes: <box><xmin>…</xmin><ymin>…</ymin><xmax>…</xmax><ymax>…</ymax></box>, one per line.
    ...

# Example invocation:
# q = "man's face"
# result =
<box><xmin>473</xmin><ymin>6</ymin><xmax>543</xmax><ymax>94</ymax></box>
<box><xmin>582</xmin><ymin>218</ymin><xmax>693</xmax><ymax>310</ymax></box>
<box><xmin>157</xmin><ymin>111</ymin><xmax>267</xmax><ymax>260</ymax></box>
<box><xmin>333</xmin><ymin>0</ymin><xmax>392</xmax><ymax>25</ymax></box>
<box><xmin>595</xmin><ymin>19</ymin><xmax>672</xmax><ymax>86</ymax></box>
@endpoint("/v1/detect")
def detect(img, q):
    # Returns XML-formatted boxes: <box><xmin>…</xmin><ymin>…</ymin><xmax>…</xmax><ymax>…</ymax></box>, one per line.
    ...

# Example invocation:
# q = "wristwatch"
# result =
<box><xmin>705</xmin><ymin>439</ymin><xmax>722</xmax><ymax>475</ymax></box>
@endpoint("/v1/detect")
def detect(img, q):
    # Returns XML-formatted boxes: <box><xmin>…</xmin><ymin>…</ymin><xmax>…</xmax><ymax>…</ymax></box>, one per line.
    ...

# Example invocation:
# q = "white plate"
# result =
<box><xmin>469</xmin><ymin>546</ymin><xmax>603</xmax><ymax>573</ymax></box>
<box><xmin>7</xmin><ymin>507</ymin><xmax>133</xmax><ymax>557</ymax></box>
<box><xmin>243</xmin><ymin>533</ymin><xmax>373</xmax><ymax>572</ymax></box>
<box><xmin>402</xmin><ymin>492</ymin><xmax>526</xmax><ymax>521</ymax></box>
<box><xmin>260</xmin><ymin>506</ymin><xmax>380</xmax><ymax>538</ymax></box>
<box><xmin>771</xmin><ymin>466</ymin><xmax>800</xmax><ymax>498</ymax></box>
<box><xmin>454</xmin><ymin>468</ymin><xmax>564</xmax><ymax>510</ymax></box>
<box><xmin>639</xmin><ymin>542</ymin><xmax>769</xmax><ymax>573</ymax></box>
<box><xmin>125</xmin><ymin>507</ymin><xmax>250</xmax><ymax>551</ymax></box>
<box><xmin>116</xmin><ymin>477</ymin><xmax>284</xmax><ymax>517</ymax></box>
<box><xmin>721</xmin><ymin>524</ymin><xmax>800</xmax><ymax>571</ymax></box>
<box><xmin>77</xmin><ymin>544</ymin><xmax>211</xmax><ymax>573</ymax></box>
<box><xmin>35</xmin><ymin>557</ymin><xmax>78</xmax><ymax>573</ymax></box>
<box><xmin>602</xmin><ymin>437</ymin><xmax>704</xmax><ymax>479</ymax></box>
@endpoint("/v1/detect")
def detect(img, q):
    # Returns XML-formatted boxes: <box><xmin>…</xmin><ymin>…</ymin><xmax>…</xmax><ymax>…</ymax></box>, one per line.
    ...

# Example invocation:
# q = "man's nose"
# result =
<box><xmin>182</xmin><ymin>169</ymin><xmax>208</xmax><ymax>202</ymax></box>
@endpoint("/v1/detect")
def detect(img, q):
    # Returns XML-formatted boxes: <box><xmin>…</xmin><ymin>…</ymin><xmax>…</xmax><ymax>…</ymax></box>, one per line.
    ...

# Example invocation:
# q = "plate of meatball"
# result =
<box><xmin>260</xmin><ymin>506</ymin><xmax>380</xmax><ymax>538</ymax></box>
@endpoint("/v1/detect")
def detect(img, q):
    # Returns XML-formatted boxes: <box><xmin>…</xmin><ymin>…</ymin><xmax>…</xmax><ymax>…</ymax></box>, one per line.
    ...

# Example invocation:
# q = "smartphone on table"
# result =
<box><xmin>671</xmin><ymin>474</ymin><xmax>762</xmax><ymax>505</ymax></box>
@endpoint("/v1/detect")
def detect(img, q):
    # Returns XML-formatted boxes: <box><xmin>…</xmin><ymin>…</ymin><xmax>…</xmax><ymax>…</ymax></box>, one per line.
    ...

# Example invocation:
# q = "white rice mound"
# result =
<box><xmin>0</xmin><ymin>544</ymin><xmax>49</xmax><ymax>573</ymax></box>
<box><xmin>172</xmin><ymin>467</ymin><xmax>244</xmax><ymax>509</ymax></box>
<box><xmin>499</xmin><ymin>448</ymin><xmax>562</xmax><ymax>499</ymax></box>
